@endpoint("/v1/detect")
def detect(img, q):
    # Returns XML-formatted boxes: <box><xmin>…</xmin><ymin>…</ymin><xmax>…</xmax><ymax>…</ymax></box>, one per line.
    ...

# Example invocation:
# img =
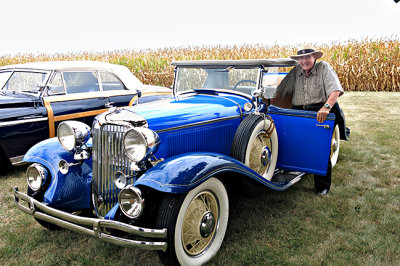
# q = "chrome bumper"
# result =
<box><xmin>13</xmin><ymin>186</ymin><xmax>167</xmax><ymax>251</ymax></box>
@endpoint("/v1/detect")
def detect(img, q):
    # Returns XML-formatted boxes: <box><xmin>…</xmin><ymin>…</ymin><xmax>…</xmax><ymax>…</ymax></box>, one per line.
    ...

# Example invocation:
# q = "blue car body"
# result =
<box><xmin>22</xmin><ymin>90</ymin><xmax>335</xmax><ymax>209</ymax></box>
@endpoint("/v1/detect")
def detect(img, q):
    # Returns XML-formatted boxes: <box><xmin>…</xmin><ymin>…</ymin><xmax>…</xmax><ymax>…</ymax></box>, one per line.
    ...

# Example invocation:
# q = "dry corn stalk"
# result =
<box><xmin>1</xmin><ymin>38</ymin><xmax>399</xmax><ymax>91</ymax></box>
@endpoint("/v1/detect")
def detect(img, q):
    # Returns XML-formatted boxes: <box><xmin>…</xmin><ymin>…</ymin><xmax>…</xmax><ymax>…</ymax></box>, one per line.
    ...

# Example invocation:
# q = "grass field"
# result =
<box><xmin>1</xmin><ymin>92</ymin><xmax>399</xmax><ymax>265</ymax></box>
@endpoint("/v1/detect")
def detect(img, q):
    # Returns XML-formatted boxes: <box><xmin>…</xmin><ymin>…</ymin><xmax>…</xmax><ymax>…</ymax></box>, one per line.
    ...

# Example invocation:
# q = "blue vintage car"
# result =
<box><xmin>0</xmin><ymin>61</ymin><xmax>171</xmax><ymax>174</ymax></box>
<box><xmin>14</xmin><ymin>59</ymin><xmax>348</xmax><ymax>265</ymax></box>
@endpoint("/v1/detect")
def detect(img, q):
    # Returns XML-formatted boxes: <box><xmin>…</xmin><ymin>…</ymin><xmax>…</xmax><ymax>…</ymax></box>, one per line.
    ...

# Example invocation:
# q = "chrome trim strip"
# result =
<box><xmin>14</xmin><ymin>187</ymin><xmax>167</xmax><ymax>251</ymax></box>
<box><xmin>156</xmin><ymin>115</ymin><xmax>241</xmax><ymax>133</ymax></box>
<box><xmin>0</xmin><ymin>117</ymin><xmax>48</xmax><ymax>127</ymax></box>
<box><xmin>10</xmin><ymin>155</ymin><xmax>26</xmax><ymax>165</ymax></box>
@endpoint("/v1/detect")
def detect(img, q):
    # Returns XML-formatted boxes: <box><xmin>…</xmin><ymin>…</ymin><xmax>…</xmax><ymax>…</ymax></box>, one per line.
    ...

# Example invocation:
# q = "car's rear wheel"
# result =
<box><xmin>156</xmin><ymin>177</ymin><xmax>229</xmax><ymax>266</ymax></box>
<box><xmin>231</xmin><ymin>114</ymin><xmax>278</xmax><ymax>196</ymax></box>
<box><xmin>330</xmin><ymin>125</ymin><xmax>340</xmax><ymax>167</ymax></box>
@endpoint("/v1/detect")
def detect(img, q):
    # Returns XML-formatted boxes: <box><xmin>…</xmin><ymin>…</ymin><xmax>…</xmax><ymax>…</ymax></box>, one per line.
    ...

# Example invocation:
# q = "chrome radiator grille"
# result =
<box><xmin>92</xmin><ymin>124</ymin><xmax>134</xmax><ymax>217</ymax></box>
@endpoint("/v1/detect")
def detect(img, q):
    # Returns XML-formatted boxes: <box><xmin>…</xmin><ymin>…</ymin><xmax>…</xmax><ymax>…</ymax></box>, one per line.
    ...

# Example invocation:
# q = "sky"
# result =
<box><xmin>1</xmin><ymin>0</ymin><xmax>399</xmax><ymax>56</ymax></box>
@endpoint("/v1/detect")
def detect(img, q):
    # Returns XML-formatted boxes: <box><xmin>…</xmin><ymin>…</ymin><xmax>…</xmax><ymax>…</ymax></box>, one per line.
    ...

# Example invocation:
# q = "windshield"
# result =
<box><xmin>0</xmin><ymin>71</ymin><xmax>48</xmax><ymax>93</ymax></box>
<box><xmin>175</xmin><ymin>67</ymin><xmax>259</xmax><ymax>96</ymax></box>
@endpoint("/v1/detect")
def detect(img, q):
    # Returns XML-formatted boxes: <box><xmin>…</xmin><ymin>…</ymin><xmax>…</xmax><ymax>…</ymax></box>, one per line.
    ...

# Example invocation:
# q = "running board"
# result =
<box><xmin>270</xmin><ymin>170</ymin><xmax>306</xmax><ymax>187</ymax></box>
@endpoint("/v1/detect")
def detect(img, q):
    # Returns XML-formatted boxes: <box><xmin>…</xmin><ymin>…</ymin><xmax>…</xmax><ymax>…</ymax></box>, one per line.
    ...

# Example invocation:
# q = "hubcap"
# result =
<box><xmin>182</xmin><ymin>191</ymin><xmax>219</xmax><ymax>256</ymax></box>
<box><xmin>332</xmin><ymin>139</ymin><xmax>338</xmax><ymax>152</ymax></box>
<box><xmin>249</xmin><ymin>130</ymin><xmax>271</xmax><ymax>175</ymax></box>
<box><xmin>330</xmin><ymin>129</ymin><xmax>338</xmax><ymax>158</ymax></box>
<box><xmin>260</xmin><ymin>147</ymin><xmax>271</xmax><ymax>167</ymax></box>
<box><xmin>200</xmin><ymin>212</ymin><xmax>215</xmax><ymax>238</ymax></box>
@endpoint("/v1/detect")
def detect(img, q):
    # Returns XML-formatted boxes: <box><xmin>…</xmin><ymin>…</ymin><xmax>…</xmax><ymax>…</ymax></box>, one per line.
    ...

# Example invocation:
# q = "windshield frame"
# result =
<box><xmin>0</xmin><ymin>69</ymin><xmax>51</xmax><ymax>95</ymax></box>
<box><xmin>173</xmin><ymin>65</ymin><xmax>263</xmax><ymax>97</ymax></box>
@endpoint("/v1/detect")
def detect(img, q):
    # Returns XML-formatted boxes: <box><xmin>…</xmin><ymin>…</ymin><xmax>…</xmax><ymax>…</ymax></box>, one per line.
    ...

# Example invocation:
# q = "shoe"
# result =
<box><xmin>317</xmin><ymin>189</ymin><xmax>329</xmax><ymax>195</ymax></box>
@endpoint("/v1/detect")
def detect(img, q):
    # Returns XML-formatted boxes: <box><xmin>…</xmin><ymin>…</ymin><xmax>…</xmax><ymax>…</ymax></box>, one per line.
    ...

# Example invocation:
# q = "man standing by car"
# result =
<box><xmin>272</xmin><ymin>45</ymin><xmax>344</xmax><ymax>195</ymax></box>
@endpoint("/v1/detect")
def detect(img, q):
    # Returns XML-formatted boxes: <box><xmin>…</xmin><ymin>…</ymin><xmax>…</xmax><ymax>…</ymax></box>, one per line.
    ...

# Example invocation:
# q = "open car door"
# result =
<box><xmin>267</xmin><ymin>105</ymin><xmax>335</xmax><ymax>176</ymax></box>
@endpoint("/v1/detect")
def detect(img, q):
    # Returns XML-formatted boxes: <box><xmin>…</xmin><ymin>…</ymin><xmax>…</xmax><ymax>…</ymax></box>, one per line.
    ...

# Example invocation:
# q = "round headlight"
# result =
<box><xmin>27</xmin><ymin>163</ymin><xmax>48</xmax><ymax>191</ymax></box>
<box><xmin>57</xmin><ymin>121</ymin><xmax>91</xmax><ymax>151</ymax></box>
<box><xmin>123</xmin><ymin>129</ymin><xmax>147</xmax><ymax>162</ymax></box>
<box><xmin>123</xmin><ymin>128</ymin><xmax>160</xmax><ymax>162</ymax></box>
<box><xmin>138</xmin><ymin>127</ymin><xmax>160</xmax><ymax>154</ymax></box>
<box><xmin>118</xmin><ymin>185</ymin><xmax>144</xmax><ymax>219</ymax></box>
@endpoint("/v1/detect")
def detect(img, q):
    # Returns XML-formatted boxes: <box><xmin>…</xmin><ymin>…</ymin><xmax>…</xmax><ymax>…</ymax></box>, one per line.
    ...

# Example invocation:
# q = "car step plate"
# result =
<box><xmin>270</xmin><ymin>171</ymin><xmax>305</xmax><ymax>184</ymax></box>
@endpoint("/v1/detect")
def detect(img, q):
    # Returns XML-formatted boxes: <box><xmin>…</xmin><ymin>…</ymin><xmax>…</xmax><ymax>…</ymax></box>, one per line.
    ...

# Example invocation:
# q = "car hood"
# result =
<box><xmin>101</xmin><ymin>92</ymin><xmax>250</xmax><ymax>132</ymax></box>
<box><xmin>0</xmin><ymin>91</ymin><xmax>40</xmax><ymax>108</ymax></box>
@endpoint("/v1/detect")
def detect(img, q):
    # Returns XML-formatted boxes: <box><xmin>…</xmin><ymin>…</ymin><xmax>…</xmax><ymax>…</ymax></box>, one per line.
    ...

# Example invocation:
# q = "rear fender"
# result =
<box><xmin>23</xmin><ymin>138</ymin><xmax>92</xmax><ymax>212</ymax></box>
<box><xmin>135</xmin><ymin>152</ymin><xmax>290</xmax><ymax>193</ymax></box>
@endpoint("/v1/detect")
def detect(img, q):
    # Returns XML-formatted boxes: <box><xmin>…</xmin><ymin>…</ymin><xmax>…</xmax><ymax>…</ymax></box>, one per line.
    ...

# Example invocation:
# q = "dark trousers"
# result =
<box><xmin>293</xmin><ymin>103</ymin><xmax>332</xmax><ymax>193</ymax></box>
<box><xmin>314</xmin><ymin>160</ymin><xmax>332</xmax><ymax>193</ymax></box>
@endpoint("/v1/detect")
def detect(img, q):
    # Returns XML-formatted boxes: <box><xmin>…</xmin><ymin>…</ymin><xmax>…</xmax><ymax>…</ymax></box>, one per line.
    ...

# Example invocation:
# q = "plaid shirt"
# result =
<box><xmin>276</xmin><ymin>61</ymin><xmax>343</xmax><ymax>106</ymax></box>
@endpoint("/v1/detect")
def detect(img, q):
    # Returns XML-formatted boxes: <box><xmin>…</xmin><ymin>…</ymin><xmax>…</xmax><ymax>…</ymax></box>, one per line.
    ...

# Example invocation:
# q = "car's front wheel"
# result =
<box><xmin>156</xmin><ymin>177</ymin><xmax>229</xmax><ymax>266</ymax></box>
<box><xmin>27</xmin><ymin>187</ymin><xmax>62</xmax><ymax>231</ymax></box>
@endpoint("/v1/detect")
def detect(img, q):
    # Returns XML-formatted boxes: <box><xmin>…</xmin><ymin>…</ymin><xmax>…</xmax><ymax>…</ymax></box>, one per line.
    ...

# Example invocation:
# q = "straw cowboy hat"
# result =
<box><xmin>290</xmin><ymin>45</ymin><xmax>323</xmax><ymax>60</ymax></box>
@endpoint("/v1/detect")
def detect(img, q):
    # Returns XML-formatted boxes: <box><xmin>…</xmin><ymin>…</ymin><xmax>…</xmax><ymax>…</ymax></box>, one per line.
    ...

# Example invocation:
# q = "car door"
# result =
<box><xmin>267</xmin><ymin>105</ymin><xmax>335</xmax><ymax>176</ymax></box>
<box><xmin>43</xmin><ymin>71</ymin><xmax>109</xmax><ymax>137</ymax></box>
<box><xmin>99</xmin><ymin>71</ymin><xmax>139</xmax><ymax>108</ymax></box>
<box><xmin>0</xmin><ymin>70</ymin><xmax>50</xmax><ymax>162</ymax></box>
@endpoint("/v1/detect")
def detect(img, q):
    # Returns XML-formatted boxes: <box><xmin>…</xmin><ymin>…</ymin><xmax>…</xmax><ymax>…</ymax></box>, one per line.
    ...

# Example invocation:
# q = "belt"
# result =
<box><xmin>292</xmin><ymin>103</ymin><xmax>324</xmax><ymax>110</ymax></box>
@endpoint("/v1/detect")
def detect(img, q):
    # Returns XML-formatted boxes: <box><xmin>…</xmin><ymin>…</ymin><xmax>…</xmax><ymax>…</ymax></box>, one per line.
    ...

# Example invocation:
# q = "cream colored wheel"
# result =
<box><xmin>330</xmin><ymin>125</ymin><xmax>340</xmax><ymax>167</ymax></box>
<box><xmin>181</xmin><ymin>190</ymin><xmax>219</xmax><ymax>255</ymax></box>
<box><xmin>232</xmin><ymin>114</ymin><xmax>278</xmax><ymax>181</ymax></box>
<box><xmin>244</xmin><ymin>121</ymin><xmax>278</xmax><ymax>180</ymax></box>
<box><xmin>157</xmin><ymin>177</ymin><xmax>229</xmax><ymax>266</ymax></box>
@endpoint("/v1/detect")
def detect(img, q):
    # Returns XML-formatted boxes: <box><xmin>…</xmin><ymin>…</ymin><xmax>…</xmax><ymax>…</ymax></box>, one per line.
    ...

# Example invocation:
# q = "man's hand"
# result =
<box><xmin>317</xmin><ymin>107</ymin><xmax>330</xmax><ymax>123</ymax></box>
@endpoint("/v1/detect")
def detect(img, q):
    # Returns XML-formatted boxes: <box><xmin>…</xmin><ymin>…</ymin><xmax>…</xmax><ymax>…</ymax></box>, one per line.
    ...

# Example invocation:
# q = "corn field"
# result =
<box><xmin>1</xmin><ymin>38</ymin><xmax>399</xmax><ymax>91</ymax></box>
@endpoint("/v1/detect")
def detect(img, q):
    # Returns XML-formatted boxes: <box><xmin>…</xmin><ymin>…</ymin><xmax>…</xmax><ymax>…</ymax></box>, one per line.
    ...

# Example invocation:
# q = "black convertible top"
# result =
<box><xmin>171</xmin><ymin>58</ymin><xmax>298</xmax><ymax>68</ymax></box>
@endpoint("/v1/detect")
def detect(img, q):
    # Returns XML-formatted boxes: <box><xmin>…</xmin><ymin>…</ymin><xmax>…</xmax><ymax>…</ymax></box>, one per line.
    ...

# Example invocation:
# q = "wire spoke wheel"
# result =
<box><xmin>232</xmin><ymin>114</ymin><xmax>278</xmax><ymax>180</ymax></box>
<box><xmin>156</xmin><ymin>177</ymin><xmax>229</xmax><ymax>266</ymax></box>
<box><xmin>248</xmin><ymin>131</ymin><xmax>272</xmax><ymax>175</ymax></box>
<box><xmin>182</xmin><ymin>191</ymin><xmax>218</xmax><ymax>255</ymax></box>
<box><xmin>230</xmin><ymin>114</ymin><xmax>278</xmax><ymax>196</ymax></box>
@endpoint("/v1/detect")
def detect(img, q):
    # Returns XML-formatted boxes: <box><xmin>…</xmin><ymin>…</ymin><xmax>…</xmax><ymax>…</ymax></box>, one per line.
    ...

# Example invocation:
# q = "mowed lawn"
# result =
<box><xmin>0</xmin><ymin>92</ymin><xmax>399</xmax><ymax>265</ymax></box>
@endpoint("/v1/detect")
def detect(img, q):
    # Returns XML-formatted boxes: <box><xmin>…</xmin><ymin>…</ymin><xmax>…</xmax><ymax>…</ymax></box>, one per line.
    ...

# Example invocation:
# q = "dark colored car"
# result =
<box><xmin>0</xmin><ymin>61</ymin><xmax>171</xmax><ymax>174</ymax></box>
<box><xmin>14</xmin><ymin>59</ymin><xmax>349</xmax><ymax>265</ymax></box>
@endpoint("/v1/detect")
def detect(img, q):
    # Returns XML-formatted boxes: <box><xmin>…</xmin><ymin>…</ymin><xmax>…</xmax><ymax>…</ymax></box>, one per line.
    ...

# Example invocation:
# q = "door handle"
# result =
<box><xmin>105</xmin><ymin>102</ymin><xmax>114</xmax><ymax>108</ymax></box>
<box><xmin>316</xmin><ymin>124</ymin><xmax>330</xmax><ymax>129</ymax></box>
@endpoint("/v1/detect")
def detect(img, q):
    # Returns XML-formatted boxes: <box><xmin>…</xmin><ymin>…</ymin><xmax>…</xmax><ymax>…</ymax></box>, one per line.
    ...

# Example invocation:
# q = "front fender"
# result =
<box><xmin>135</xmin><ymin>152</ymin><xmax>287</xmax><ymax>193</ymax></box>
<box><xmin>23</xmin><ymin>138</ymin><xmax>92</xmax><ymax>212</ymax></box>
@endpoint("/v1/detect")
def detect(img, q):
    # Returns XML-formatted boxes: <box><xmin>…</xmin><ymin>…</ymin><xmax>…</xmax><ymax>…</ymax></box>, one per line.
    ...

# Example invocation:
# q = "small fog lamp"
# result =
<box><xmin>244</xmin><ymin>102</ymin><xmax>253</xmax><ymax>111</ymax></box>
<box><xmin>58</xmin><ymin>159</ymin><xmax>70</xmax><ymax>175</ymax></box>
<box><xmin>114</xmin><ymin>171</ymin><xmax>128</xmax><ymax>189</ymax></box>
